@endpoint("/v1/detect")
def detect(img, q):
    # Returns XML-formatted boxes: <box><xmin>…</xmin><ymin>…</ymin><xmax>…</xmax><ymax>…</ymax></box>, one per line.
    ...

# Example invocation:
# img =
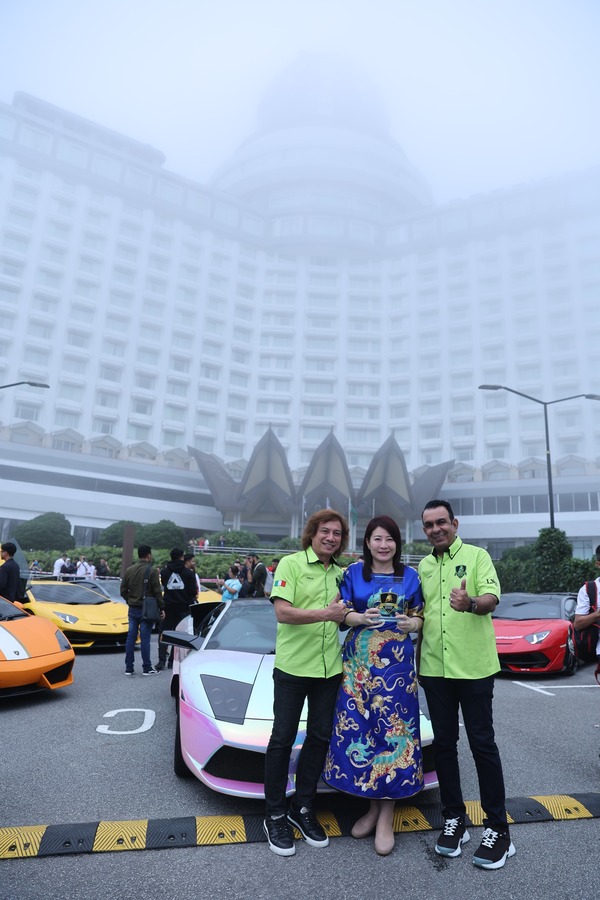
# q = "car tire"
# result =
<box><xmin>174</xmin><ymin>700</ymin><xmax>191</xmax><ymax>778</ymax></box>
<box><xmin>563</xmin><ymin>631</ymin><xmax>577</xmax><ymax>676</ymax></box>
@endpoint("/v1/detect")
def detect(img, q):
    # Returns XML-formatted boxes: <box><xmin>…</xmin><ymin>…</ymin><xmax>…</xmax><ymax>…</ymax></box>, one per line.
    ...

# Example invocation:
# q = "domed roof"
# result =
<box><xmin>256</xmin><ymin>53</ymin><xmax>390</xmax><ymax>140</ymax></box>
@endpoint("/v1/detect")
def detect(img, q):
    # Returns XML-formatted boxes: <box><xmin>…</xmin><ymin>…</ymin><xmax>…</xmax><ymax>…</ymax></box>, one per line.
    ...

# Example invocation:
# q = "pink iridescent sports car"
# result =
<box><xmin>161</xmin><ymin>598</ymin><xmax>438</xmax><ymax>799</ymax></box>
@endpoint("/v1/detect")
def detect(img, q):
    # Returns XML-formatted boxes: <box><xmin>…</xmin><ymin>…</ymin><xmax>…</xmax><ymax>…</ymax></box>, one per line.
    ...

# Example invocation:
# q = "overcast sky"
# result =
<box><xmin>0</xmin><ymin>0</ymin><xmax>598</xmax><ymax>203</ymax></box>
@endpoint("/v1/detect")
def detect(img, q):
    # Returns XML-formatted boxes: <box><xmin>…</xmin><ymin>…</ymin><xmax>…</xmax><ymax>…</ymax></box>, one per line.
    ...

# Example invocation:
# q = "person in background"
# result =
<box><xmin>418</xmin><ymin>500</ymin><xmax>514</xmax><ymax>870</ymax></box>
<box><xmin>77</xmin><ymin>556</ymin><xmax>91</xmax><ymax>577</ymax></box>
<box><xmin>248</xmin><ymin>553</ymin><xmax>268</xmax><ymax>597</ymax></box>
<box><xmin>96</xmin><ymin>558</ymin><xmax>111</xmax><ymax>577</ymax></box>
<box><xmin>263</xmin><ymin>509</ymin><xmax>348</xmax><ymax>857</ymax></box>
<box><xmin>120</xmin><ymin>544</ymin><xmax>164</xmax><ymax>676</ymax></box>
<box><xmin>0</xmin><ymin>542</ymin><xmax>21</xmax><ymax>601</ymax></box>
<box><xmin>237</xmin><ymin>555</ymin><xmax>252</xmax><ymax>597</ymax></box>
<box><xmin>53</xmin><ymin>553</ymin><xmax>68</xmax><ymax>578</ymax></box>
<box><xmin>220</xmin><ymin>564</ymin><xmax>242</xmax><ymax>600</ymax></box>
<box><xmin>184</xmin><ymin>552</ymin><xmax>202</xmax><ymax>596</ymax></box>
<box><xmin>157</xmin><ymin>548</ymin><xmax>198</xmax><ymax>670</ymax></box>
<box><xmin>574</xmin><ymin>543</ymin><xmax>600</xmax><ymax>662</ymax></box>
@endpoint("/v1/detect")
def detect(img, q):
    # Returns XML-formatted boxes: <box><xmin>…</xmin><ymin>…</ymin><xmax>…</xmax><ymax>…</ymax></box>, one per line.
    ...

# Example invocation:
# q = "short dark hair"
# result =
<box><xmin>229</xmin><ymin>564</ymin><xmax>239</xmax><ymax>577</ymax></box>
<box><xmin>301</xmin><ymin>509</ymin><xmax>349</xmax><ymax>555</ymax></box>
<box><xmin>183</xmin><ymin>552</ymin><xmax>195</xmax><ymax>562</ymax></box>
<box><xmin>170</xmin><ymin>547</ymin><xmax>184</xmax><ymax>561</ymax></box>
<box><xmin>1</xmin><ymin>542</ymin><xmax>16</xmax><ymax>556</ymax></box>
<box><xmin>421</xmin><ymin>499</ymin><xmax>455</xmax><ymax>521</ymax></box>
<box><xmin>137</xmin><ymin>544</ymin><xmax>152</xmax><ymax>559</ymax></box>
<box><xmin>595</xmin><ymin>544</ymin><xmax>600</xmax><ymax>560</ymax></box>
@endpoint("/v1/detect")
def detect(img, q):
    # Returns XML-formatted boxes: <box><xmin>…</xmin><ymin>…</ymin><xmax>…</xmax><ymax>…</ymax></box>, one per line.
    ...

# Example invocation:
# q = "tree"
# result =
<box><xmin>528</xmin><ymin>528</ymin><xmax>573</xmax><ymax>592</ymax></box>
<box><xmin>221</xmin><ymin>530</ymin><xmax>260</xmax><ymax>548</ymax></box>
<box><xmin>13</xmin><ymin>513</ymin><xmax>74</xmax><ymax>551</ymax></box>
<box><xmin>139</xmin><ymin>519</ymin><xmax>185</xmax><ymax>549</ymax></box>
<box><xmin>99</xmin><ymin>520</ymin><xmax>139</xmax><ymax>546</ymax></box>
<box><xmin>277</xmin><ymin>537</ymin><xmax>301</xmax><ymax>551</ymax></box>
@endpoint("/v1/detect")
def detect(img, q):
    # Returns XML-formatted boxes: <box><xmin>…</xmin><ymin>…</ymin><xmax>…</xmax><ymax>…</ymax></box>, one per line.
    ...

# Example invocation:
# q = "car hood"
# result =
<box><xmin>0</xmin><ymin>615</ymin><xmax>64</xmax><ymax>660</ymax></box>
<box><xmin>29</xmin><ymin>599</ymin><xmax>128</xmax><ymax>625</ymax></box>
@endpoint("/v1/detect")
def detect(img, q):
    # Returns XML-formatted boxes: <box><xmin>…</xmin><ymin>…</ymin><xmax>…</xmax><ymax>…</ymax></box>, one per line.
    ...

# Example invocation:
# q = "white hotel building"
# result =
<box><xmin>0</xmin><ymin>57</ymin><xmax>599</xmax><ymax>555</ymax></box>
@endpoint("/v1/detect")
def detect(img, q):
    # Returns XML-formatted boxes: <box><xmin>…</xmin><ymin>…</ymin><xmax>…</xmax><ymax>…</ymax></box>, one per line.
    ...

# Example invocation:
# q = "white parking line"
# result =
<box><xmin>514</xmin><ymin>681</ymin><xmax>555</xmax><ymax>696</ymax></box>
<box><xmin>514</xmin><ymin>681</ymin><xmax>600</xmax><ymax>697</ymax></box>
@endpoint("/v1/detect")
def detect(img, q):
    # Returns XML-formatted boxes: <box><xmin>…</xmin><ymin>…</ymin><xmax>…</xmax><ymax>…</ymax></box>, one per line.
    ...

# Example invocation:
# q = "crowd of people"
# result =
<box><xmin>50</xmin><ymin>553</ymin><xmax>111</xmax><ymax>580</ymax></box>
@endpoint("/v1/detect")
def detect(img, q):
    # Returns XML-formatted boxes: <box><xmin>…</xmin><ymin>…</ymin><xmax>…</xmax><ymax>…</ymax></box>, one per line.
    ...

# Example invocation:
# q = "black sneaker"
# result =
<box><xmin>125</xmin><ymin>670</ymin><xmax>134</xmax><ymax>676</ymax></box>
<box><xmin>155</xmin><ymin>662</ymin><xmax>166</xmax><ymax>671</ymax></box>
<box><xmin>263</xmin><ymin>816</ymin><xmax>295</xmax><ymax>856</ymax></box>
<box><xmin>435</xmin><ymin>817</ymin><xmax>470</xmax><ymax>857</ymax></box>
<box><xmin>287</xmin><ymin>806</ymin><xmax>329</xmax><ymax>848</ymax></box>
<box><xmin>472</xmin><ymin>828</ymin><xmax>516</xmax><ymax>869</ymax></box>
<box><xmin>142</xmin><ymin>667</ymin><xmax>160</xmax><ymax>675</ymax></box>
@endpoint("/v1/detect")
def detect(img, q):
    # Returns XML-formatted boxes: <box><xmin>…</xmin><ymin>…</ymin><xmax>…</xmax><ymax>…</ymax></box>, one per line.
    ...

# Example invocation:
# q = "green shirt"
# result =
<box><xmin>418</xmin><ymin>537</ymin><xmax>500</xmax><ymax>679</ymax></box>
<box><xmin>271</xmin><ymin>546</ymin><xmax>343</xmax><ymax>678</ymax></box>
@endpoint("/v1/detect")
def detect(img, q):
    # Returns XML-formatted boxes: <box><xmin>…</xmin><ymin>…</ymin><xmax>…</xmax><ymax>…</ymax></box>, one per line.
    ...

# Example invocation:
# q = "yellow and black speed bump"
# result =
<box><xmin>1</xmin><ymin>793</ymin><xmax>599</xmax><ymax>860</ymax></box>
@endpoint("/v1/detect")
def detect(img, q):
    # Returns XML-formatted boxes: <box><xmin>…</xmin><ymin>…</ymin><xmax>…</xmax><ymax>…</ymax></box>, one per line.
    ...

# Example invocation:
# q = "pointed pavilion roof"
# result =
<box><xmin>356</xmin><ymin>434</ymin><xmax>413</xmax><ymax>515</ymax></box>
<box><xmin>239</xmin><ymin>428</ymin><xmax>296</xmax><ymax>516</ymax></box>
<box><xmin>300</xmin><ymin>431</ymin><xmax>354</xmax><ymax>513</ymax></box>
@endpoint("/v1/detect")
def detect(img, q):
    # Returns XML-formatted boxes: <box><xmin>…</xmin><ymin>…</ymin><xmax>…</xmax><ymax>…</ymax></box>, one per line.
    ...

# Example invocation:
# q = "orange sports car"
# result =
<box><xmin>0</xmin><ymin>594</ymin><xmax>75</xmax><ymax>697</ymax></box>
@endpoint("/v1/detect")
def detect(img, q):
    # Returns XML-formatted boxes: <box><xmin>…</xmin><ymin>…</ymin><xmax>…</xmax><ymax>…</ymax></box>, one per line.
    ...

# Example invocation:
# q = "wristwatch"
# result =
<box><xmin>468</xmin><ymin>599</ymin><xmax>478</xmax><ymax>614</ymax></box>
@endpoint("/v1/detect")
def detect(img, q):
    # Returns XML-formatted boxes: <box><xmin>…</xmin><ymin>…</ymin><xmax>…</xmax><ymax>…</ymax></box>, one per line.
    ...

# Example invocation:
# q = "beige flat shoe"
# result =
<box><xmin>351</xmin><ymin>813</ymin><xmax>378</xmax><ymax>839</ymax></box>
<box><xmin>374</xmin><ymin>829</ymin><xmax>395</xmax><ymax>856</ymax></box>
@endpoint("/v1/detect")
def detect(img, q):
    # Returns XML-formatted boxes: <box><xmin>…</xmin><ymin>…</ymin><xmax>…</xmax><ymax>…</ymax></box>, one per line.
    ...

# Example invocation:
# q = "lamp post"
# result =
<box><xmin>478</xmin><ymin>384</ymin><xmax>600</xmax><ymax>529</ymax></box>
<box><xmin>0</xmin><ymin>381</ymin><xmax>50</xmax><ymax>390</ymax></box>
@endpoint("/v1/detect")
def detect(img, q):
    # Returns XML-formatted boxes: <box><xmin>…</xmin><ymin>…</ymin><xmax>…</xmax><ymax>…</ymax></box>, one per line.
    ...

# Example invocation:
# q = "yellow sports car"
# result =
<box><xmin>0</xmin><ymin>595</ymin><xmax>74</xmax><ymax>697</ymax></box>
<box><xmin>23</xmin><ymin>580</ymin><xmax>130</xmax><ymax>649</ymax></box>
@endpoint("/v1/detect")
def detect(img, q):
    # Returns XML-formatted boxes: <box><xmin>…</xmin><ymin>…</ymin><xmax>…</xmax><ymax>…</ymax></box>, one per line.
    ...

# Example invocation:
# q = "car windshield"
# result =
<box><xmin>204</xmin><ymin>599</ymin><xmax>276</xmax><ymax>653</ymax></box>
<box><xmin>28</xmin><ymin>584</ymin><xmax>111</xmax><ymax>605</ymax></box>
<box><xmin>0</xmin><ymin>597</ymin><xmax>27</xmax><ymax>620</ymax></box>
<box><xmin>493</xmin><ymin>595</ymin><xmax>563</xmax><ymax>620</ymax></box>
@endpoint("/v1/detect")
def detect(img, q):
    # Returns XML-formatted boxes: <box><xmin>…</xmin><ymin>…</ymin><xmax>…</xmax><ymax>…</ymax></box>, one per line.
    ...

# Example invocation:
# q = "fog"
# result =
<box><xmin>1</xmin><ymin>0</ymin><xmax>598</xmax><ymax>202</ymax></box>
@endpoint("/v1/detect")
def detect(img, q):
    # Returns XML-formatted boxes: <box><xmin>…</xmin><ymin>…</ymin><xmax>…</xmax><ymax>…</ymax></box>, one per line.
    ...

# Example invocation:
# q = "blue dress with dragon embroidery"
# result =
<box><xmin>322</xmin><ymin>562</ymin><xmax>424</xmax><ymax>800</ymax></box>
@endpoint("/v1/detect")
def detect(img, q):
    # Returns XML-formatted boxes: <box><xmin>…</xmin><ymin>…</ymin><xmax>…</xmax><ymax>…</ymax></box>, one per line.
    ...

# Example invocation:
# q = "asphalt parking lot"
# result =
<box><xmin>1</xmin><ymin>639</ymin><xmax>599</xmax><ymax>900</ymax></box>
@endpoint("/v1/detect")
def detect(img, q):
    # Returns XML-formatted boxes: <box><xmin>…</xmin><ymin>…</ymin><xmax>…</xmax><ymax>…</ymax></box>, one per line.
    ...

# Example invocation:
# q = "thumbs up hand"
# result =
<box><xmin>449</xmin><ymin>578</ymin><xmax>471</xmax><ymax>612</ymax></box>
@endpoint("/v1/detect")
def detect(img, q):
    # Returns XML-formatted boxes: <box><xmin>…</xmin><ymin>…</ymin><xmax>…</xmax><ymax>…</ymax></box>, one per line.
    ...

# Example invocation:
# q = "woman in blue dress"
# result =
<box><xmin>323</xmin><ymin>515</ymin><xmax>424</xmax><ymax>855</ymax></box>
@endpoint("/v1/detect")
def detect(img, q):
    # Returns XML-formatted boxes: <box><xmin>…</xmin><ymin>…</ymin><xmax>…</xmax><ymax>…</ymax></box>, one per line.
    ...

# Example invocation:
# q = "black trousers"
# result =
<box><xmin>158</xmin><ymin>602</ymin><xmax>189</xmax><ymax>664</ymax></box>
<box><xmin>420</xmin><ymin>674</ymin><xmax>508</xmax><ymax>829</ymax></box>
<box><xmin>264</xmin><ymin>667</ymin><xmax>341</xmax><ymax>818</ymax></box>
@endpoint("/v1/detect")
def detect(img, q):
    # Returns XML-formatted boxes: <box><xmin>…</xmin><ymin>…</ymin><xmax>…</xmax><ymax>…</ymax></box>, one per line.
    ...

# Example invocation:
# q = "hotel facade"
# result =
<box><xmin>1</xmin><ymin>58</ymin><xmax>599</xmax><ymax>555</ymax></box>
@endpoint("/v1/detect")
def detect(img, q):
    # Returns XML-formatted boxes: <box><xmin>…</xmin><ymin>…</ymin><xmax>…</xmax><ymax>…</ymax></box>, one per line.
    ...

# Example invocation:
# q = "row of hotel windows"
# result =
<box><xmin>451</xmin><ymin>492</ymin><xmax>600</xmax><ymax>516</ymax></box>
<box><xmin>3</xmin><ymin>220</ymin><xmax>599</xmax><ymax>300</ymax></box>
<box><xmin>4</xmin><ymin>399</ymin><xmax>589</xmax><ymax>464</ymax></box>
<box><xmin>4</xmin><ymin>159</ymin><xmax>600</xmax><ymax>264</ymax></box>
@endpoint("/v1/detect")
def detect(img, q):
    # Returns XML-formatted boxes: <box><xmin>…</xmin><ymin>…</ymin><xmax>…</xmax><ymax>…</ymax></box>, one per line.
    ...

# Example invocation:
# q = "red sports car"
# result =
<box><xmin>492</xmin><ymin>592</ymin><xmax>578</xmax><ymax>675</ymax></box>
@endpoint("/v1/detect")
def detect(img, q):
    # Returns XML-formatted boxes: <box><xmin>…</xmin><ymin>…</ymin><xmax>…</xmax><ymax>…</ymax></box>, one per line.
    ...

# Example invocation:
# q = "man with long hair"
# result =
<box><xmin>263</xmin><ymin>508</ymin><xmax>349</xmax><ymax>856</ymax></box>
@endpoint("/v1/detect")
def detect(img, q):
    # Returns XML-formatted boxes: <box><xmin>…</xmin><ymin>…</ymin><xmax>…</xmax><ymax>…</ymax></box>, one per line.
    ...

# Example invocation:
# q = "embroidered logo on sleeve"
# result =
<box><xmin>274</xmin><ymin>579</ymin><xmax>286</xmax><ymax>588</ymax></box>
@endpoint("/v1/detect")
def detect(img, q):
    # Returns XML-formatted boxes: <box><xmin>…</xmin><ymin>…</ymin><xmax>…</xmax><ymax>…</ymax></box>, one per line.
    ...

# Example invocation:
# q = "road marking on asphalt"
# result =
<box><xmin>514</xmin><ymin>681</ymin><xmax>556</xmax><ymax>695</ymax></box>
<box><xmin>2</xmin><ymin>794</ymin><xmax>599</xmax><ymax>860</ymax></box>
<box><xmin>514</xmin><ymin>681</ymin><xmax>600</xmax><ymax>696</ymax></box>
<box><xmin>96</xmin><ymin>708</ymin><xmax>156</xmax><ymax>734</ymax></box>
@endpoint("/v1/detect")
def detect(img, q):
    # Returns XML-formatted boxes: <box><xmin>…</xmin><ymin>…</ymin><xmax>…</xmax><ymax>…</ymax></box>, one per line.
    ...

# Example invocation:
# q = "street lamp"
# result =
<box><xmin>478</xmin><ymin>384</ymin><xmax>600</xmax><ymax>529</ymax></box>
<box><xmin>0</xmin><ymin>381</ymin><xmax>50</xmax><ymax>390</ymax></box>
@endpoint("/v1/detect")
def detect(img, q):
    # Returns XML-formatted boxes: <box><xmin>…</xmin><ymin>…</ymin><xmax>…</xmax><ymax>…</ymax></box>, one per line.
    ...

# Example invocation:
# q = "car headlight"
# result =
<box><xmin>524</xmin><ymin>630</ymin><xmax>551</xmax><ymax>645</ymax></box>
<box><xmin>55</xmin><ymin>629</ymin><xmax>72</xmax><ymax>650</ymax></box>
<box><xmin>200</xmin><ymin>674</ymin><xmax>252</xmax><ymax>723</ymax></box>
<box><xmin>54</xmin><ymin>611</ymin><xmax>79</xmax><ymax>625</ymax></box>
